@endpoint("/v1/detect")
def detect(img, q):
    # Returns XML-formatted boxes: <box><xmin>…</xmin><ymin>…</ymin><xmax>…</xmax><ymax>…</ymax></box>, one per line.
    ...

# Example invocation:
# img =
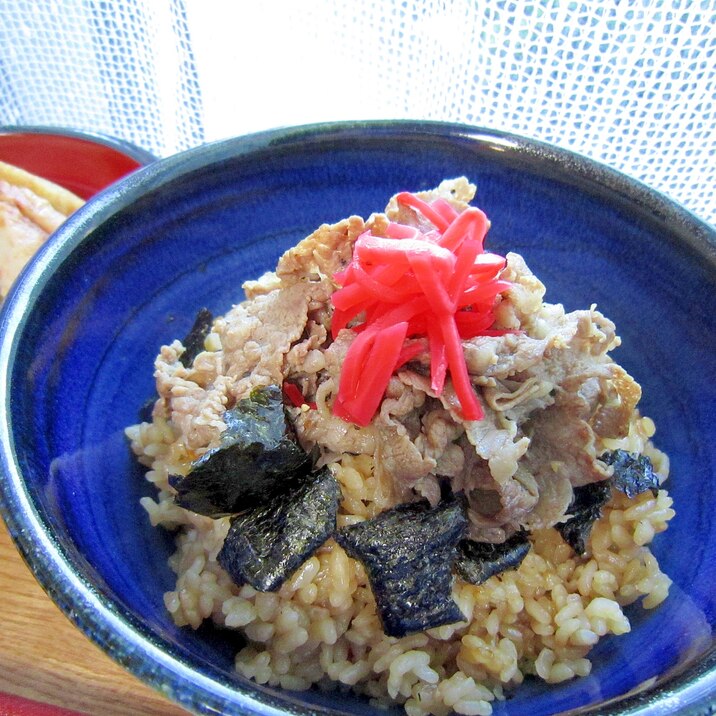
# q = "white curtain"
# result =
<box><xmin>1</xmin><ymin>0</ymin><xmax>714</xmax><ymax>224</ymax></box>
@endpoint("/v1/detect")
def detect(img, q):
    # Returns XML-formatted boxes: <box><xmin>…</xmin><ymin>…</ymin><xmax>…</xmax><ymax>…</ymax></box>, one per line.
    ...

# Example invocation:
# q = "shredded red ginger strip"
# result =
<box><xmin>330</xmin><ymin>193</ymin><xmax>512</xmax><ymax>426</ymax></box>
<box><xmin>282</xmin><ymin>382</ymin><xmax>317</xmax><ymax>410</ymax></box>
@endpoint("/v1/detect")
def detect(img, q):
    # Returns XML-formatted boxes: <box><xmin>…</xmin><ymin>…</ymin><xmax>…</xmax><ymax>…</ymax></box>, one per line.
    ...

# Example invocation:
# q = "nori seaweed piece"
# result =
<box><xmin>555</xmin><ymin>481</ymin><xmax>613</xmax><ymax>556</ymax></box>
<box><xmin>217</xmin><ymin>466</ymin><xmax>342</xmax><ymax>591</ymax></box>
<box><xmin>180</xmin><ymin>307</ymin><xmax>213</xmax><ymax>367</ymax></box>
<box><xmin>139</xmin><ymin>309</ymin><xmax>212</xmax><ymax>422</ymax></box>
<box><xmin>171</xmin><ymin>385</ymin><xmax>313</xmax><ymax>516</ymax></box>
<box><xmin>601</xmin><ymin>449</ymin><xmax>660</xmax><ymax>498</ymax></box>
<box><xmin>555</xmin><ymin>450</ymin><xmax>660</xmax><ymax>555</ymax></box>
<box><xmin>138</xmin><ymin>395</ymin><xmax>157</xmax><ymax>423</ymax></box>
<box><xmin>335</xmin><ymin>494</ymin><xmax>469</xmax><ymax>638</ymax></box>
<box><xmin>455</xmin><ymin>530</ymin><xmax>532</xmax><ymax>585</ymax></box>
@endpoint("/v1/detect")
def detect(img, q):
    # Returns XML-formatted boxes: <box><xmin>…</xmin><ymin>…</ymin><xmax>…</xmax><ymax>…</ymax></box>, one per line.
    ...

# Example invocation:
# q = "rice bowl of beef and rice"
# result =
<box><xmin>126</xmin><ymin>177</ymin><xmax>675</xmax><ymax>716</ymax></box>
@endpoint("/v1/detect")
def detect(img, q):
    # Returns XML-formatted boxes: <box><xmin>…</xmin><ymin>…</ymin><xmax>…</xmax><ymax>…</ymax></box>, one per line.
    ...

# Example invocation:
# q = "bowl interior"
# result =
<box><xmin>2</xmin><ymin>123</ymin><xmax>716</xmax><ymax>716</ymax></box>
<box><xmin>0</xmin><ymin>127</ymin><xmax>155</xmax><ymax>198</ymax></box>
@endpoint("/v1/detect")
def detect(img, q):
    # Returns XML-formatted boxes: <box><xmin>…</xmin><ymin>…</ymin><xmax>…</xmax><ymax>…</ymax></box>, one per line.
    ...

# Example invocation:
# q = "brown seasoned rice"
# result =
<box><xmin>126</xmin><ymin>411</ymin><xmax>673</xmax><ymax>716</ymax></box>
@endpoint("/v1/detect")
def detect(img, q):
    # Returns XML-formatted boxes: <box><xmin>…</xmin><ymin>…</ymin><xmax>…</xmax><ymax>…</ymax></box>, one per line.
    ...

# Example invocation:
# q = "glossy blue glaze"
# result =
<box><xmin>1</xmin><ymin>121</ymin><xmax>715</xmax><ymax>716</ymax></box>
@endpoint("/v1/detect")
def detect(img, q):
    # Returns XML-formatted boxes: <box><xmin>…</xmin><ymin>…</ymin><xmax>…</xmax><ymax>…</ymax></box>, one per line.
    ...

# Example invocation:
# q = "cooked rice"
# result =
<box><xmin>127</xmin><ymin>412</ymin><xmax>673</xmax><ymax>716</ymax></box>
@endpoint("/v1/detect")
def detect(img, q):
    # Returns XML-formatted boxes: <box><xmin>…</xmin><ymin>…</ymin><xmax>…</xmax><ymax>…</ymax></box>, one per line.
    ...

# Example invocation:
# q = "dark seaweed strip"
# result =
<box><xmin>138</xmin><ymin>395</ymin><xmax>157</xmax><ymax>423</ymax></box>
<box><xmin>180</xmin><ymin>307</ymin><xmax>213</xmax><ymax>367</ymax></box>
<box><xmin>140</xmin><ymin>308</ymin><xmax>213</xmax><ymax>421</ymax></box>
<box><xmin>217</xmin><ymin>466</ymin><xmax>342</xmax><ymax>592</ymax></box>
<box><xmin>171</xmin><ymin>385</ymin><xmax>313</xmax><ymax>516</ymax></box>
<box><xmin>601</xmin><ymin>449</ymin><xmax>660</xmax><ymax>498</ymax></box>
<box><xmin>555</xmin><ymin>481</ymin><xmax>613</xmax><ymax>556</ymax></box>
<box><xmin>555</xmin><ymin>450</ymin><xmax>660</xmax><ymax>555</ymax></box>
<box><xmin>455</xmin><ymin>531</ymin><xmax>532</xmax><ymax>585</ymax></box>
<box><xmin>335</xmin><ymin>494</ymin><xmax>468</xmax><ymax>638</ymax></box>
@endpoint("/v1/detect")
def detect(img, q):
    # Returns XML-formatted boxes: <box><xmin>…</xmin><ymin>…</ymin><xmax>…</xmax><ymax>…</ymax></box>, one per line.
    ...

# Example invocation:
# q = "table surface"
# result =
<box><xmin>0</xmin><ymin>517</ymin><xmax>189</xmax><ymax>715</ymax></box>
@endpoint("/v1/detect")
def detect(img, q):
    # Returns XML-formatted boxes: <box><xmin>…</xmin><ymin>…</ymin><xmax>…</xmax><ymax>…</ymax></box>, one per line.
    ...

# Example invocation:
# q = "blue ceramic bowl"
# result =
<box><xmin>1</xmin><ymin>121</ymin><xmax>715</xmax><ymax>716</ymax></box>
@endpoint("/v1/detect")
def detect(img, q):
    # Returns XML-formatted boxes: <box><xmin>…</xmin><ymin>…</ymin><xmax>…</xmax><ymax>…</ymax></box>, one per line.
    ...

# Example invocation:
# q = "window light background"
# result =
<box><xmin>0</xmin><ymin>0</ymin><xmax>714</xmax><ymax>224</ymax></box>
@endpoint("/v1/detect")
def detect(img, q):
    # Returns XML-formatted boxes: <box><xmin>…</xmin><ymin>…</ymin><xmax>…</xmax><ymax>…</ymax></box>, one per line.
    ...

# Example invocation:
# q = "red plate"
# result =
<box><xmin>0</xmin><ymin>692</ymin><xmax>85</xmax><ymax>716</ymax></box>
<box><xmin>0</xmin><ymin>127</ymin><xmax>156</xmax><ymax>199</ymax></box>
